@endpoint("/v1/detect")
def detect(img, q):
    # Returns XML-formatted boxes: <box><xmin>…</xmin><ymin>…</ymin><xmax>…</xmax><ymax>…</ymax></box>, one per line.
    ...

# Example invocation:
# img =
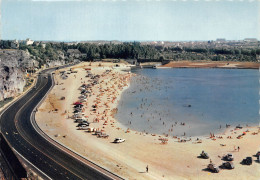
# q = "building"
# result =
<box><xmin>244</xmin><ymin>38</ymin><xmax>258</xmax><ymax>42</ymax></box>
<box><xmin>216</xmin><ymin>38</ymin><xmax>226</xmax><ymax>42</ymax></box>
<box><xmin>25</xmin><ymin>38</ymin><xmax>34</xmax><ymax>45</ymax></box>
<box><xmin>11</xmin><ymin>40</ymin><xmax>19</xmax><ymax>49</ymax></box>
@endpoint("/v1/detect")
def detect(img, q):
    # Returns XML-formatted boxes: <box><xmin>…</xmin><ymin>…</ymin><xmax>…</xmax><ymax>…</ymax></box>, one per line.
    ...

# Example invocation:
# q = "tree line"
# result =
<box><xmin>0</xmin><ymin>40</ymin><xmax>259</xmax><ymax>66</ymax></box>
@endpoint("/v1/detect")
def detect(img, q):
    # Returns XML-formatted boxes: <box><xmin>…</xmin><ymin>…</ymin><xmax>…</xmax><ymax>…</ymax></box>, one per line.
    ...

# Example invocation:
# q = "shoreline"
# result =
<box><xmin>114</xmin><ymin>65</ymin><xmax>259</xmax><ymax>142</ymax></box>
<box><xmin>160</xmin><ymin>61</ymin><xmax>259</xmax><ymax>69</ymax></box>
<box><xmin>35</xmin><ymin>62</ymin><xmax>260</xmax><ymax>179</ymax></box>
<box><xmin>115</xmin><ymin>69</ymin><xmax>258</xmax><ymax>138</ymax></box>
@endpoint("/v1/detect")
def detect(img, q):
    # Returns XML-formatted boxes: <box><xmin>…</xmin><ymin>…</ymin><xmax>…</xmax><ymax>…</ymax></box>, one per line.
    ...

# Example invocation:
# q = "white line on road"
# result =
<box><xmin>12</xmin><ymin>148</ymin><xmax>52</xmax><ymax>180</ymax></box>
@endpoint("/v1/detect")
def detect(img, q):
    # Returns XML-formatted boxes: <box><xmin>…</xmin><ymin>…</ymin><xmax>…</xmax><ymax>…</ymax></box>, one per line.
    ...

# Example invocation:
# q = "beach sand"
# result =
<box><xmin>160</xmin><ymin>61</ymin><xmax>259</xmax><ymax>69</ymax></box>
<box><xmin>35</xmin><ymin>62</ymin><xmax>260</xmax><ymax>180</ymax></box>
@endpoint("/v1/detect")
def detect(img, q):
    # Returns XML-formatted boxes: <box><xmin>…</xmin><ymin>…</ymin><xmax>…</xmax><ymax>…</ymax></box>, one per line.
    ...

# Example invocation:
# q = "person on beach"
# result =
<box><xmin>238</xmin><ymin>146</ymin><xmax>240</xmax><ymax>152</ymax></box>
<box><xmin>146</xmin><ymin>165</ymin><xmax>149</xmax><ymax>173</ymax></box>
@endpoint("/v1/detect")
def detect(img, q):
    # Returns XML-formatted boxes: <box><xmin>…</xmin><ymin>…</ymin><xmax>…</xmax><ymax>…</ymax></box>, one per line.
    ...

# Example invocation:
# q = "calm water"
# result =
<box><xmin>115</xmin><ymin>68</ymin><xmax>259</xmax><ymax>137</ymax></box>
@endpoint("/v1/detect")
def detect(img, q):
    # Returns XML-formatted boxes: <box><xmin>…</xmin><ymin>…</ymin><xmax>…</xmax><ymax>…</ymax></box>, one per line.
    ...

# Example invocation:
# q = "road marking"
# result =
<box><xmin>13</xmin><ymin>71</ymin><xmax>83</xmax><ymax>179</ymax></box>
<box><xmin>31</xmin><ymin>66</ymin><xmax>122</xmax><ymax>180</ymax></box>
<box><xmin>2</xmin><ymin>64</ymin><xmax>120</xmax><ymax>180</ymax></box>
<box><xmin>12</xmin><ymin>149</ymin><xmax>52</xmax><ymax>180</ymax></box>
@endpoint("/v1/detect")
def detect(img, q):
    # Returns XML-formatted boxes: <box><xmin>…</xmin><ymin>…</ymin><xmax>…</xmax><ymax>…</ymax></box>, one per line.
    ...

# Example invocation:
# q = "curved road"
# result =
<box><xmin>0</xmin><ymin>65</ymin><xmax>122</xmax><ymax>180</ymax></box>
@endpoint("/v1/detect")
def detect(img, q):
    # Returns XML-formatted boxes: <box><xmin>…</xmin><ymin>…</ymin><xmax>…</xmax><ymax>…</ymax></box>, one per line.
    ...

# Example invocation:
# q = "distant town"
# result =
<box><xmin>5</xmin><ymin>38</ymin><xmax>259</xmax><ymax>48</ymax></box>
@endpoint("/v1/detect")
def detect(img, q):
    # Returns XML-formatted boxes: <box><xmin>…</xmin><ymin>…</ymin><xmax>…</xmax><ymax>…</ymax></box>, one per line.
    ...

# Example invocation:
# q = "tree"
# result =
<box><xmin>159</xmin><ymin>56</ymin><xmax>164</xmax><ymax>61</ymax></box>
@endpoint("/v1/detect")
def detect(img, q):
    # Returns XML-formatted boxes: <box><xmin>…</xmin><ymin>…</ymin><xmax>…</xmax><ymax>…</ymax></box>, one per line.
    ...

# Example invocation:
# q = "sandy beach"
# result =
<box><xmin>35</xmin><ymin>62</ymin><xmax>260</xmax><ymax>180</ymax></box>
<box><xmin>160</xmin><ymin>61</ymin><xmax>259</xmax><ymax>69</ymax></box>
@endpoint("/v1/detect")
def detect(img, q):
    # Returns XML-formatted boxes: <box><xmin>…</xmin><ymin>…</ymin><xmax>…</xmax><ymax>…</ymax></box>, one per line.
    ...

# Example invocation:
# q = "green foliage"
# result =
<box><xmin>159</xmin><ymin>56</ymin><xmax>164</xmax><ymax>61</ymax></box>
<box><xmin>0</xmin><ymin>97</ymin><xmax>14</xmax><ymax>108</ymax></box>
<box><xmin>0</xmin><ymin>40</ymin><xmax>259</xmax><ymax>63</ymax></box>
<box><xmin>0</xmin><ymin>40</ymin><xmax>11</xmax><ymax>49</ymax></box>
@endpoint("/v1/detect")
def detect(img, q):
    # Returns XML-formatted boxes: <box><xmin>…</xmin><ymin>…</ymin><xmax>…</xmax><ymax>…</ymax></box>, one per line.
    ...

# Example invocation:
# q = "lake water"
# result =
<box><xmin>115</xmin><ymin>68</ymin><xmax>259</xmax><ymax>137</ymax></box>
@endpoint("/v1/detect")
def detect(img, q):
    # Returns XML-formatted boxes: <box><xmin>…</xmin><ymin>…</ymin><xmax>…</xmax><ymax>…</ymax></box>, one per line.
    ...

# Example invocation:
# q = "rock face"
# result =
<box><xmin>47</xmin><ymin>60</ymin><xmax>65</xmax><ymax>68</ymax></box>
<box><xmin>0</xmin><ymin>49</ymin><xmax>68</xmax><ymax>101</ymax></box>
<box><xmin>0</xmin><ymin>50</ymin><xmax>29</xmax><ymax>101</ymax></box>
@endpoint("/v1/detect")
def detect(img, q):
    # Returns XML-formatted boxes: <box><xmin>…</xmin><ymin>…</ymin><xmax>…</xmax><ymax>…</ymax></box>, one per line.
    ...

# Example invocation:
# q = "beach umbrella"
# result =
<box><xmin>74</xmin><ymin>102</ymin><xmax>82</xmax><ymax>105</ymax></box>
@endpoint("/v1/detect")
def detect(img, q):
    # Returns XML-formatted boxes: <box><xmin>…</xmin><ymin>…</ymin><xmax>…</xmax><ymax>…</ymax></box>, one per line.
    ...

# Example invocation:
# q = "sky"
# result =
<box><xmin>1</xmin><ymin>0</ymin><xmax>259</xmax><ymax>41</ymax></box>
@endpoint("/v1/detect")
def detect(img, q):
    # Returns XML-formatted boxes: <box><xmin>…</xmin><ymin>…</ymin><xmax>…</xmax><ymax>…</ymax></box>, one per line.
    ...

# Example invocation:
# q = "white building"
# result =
<box><xmin>25</xmin><ymin>38</ymin><xmax>34</xmax><ymax>45</ymax></box>
<box><xmin>41</xmin><ymin>43</ymin><xmax>46</xmax><ymax>48</ymax></box>
<box><xmin>11</xmin><ymin>40</ymin><xmax>19</xmax><ymax>49</ymax></box>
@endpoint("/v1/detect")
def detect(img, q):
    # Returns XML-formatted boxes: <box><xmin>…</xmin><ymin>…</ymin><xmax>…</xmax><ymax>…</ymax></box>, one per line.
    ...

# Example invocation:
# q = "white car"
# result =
<box><xmin>113</xmin><ymin>138</ymin><xmax>125</xmax><ymax>143</ymax></box>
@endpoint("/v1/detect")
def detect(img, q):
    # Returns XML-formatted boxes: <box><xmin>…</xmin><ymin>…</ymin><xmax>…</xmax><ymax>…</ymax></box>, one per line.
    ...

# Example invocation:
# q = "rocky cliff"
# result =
<box><xmin>0</xmin><ymin>50</ymin><xmax>30</xmax><ymax>101</ymax></box>
<box><xmin>0</xmin><ymin>49</ymin><xmax>70</xmax><ymax>102</ymax></box>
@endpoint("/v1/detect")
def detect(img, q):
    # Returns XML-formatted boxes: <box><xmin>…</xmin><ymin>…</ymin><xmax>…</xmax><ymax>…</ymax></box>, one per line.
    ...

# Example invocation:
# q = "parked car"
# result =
<box><xmin>207</xmin><ymin>163</ymin><xmax>220</xmax><ymax>173</ymax></box>
<box><xmin>256</xmin><ymin>151</ymin><xmax>260</xmax><ymax>157</ymax></box>
<box><xmin>257</xmin><ymin>155</ymin><xmax>260</xmax><ymax>163</ymax></box>
<box><xmin>76</xmin><ymin>123</ymin><xmax>89</xmax><ymax>127</ymax></box>
<box><xmin>223</xmin><ymin>153</ymin><xmax>234</xmax><ymax>161</ymax></box>
<box><xmin>200</xmin><ymin>151</ymin><xmax>209</xmax><ymax>159</ymax></box>
<box><xmin>86</xmin><ymin>127</ymin><xmax>94</xmax><ymax>132</ymax></box>
<box><xmin>113</xmin><ymin>138</ymin><xmax>125</xmax><ymax>143</ymax></box>
<box><xmin>74</xmin><ymin>119</ymin><xmax>88</xmax><ymax>123</ymax></box>
<box><xmin>77</xmin><ymin>127</ymin><xmax>89</xmax><ymax>130</ymax></box>
<box><xmin>242</xmin><ymin>157</ymin><xmax>252</xmax><ymax>165</ymax></box>
<box><xmin>222</xmin><ymin>162</ymin><xmax>234</xmax><ymax>169</ymax></box>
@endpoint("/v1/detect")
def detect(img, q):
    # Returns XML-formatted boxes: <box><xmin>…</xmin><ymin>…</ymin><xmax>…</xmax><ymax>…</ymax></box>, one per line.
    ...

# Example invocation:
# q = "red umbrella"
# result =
<box><xmin>74</xmin><ymin>102</ymin><xmax>82</xmax><ymax>105</ymax></box>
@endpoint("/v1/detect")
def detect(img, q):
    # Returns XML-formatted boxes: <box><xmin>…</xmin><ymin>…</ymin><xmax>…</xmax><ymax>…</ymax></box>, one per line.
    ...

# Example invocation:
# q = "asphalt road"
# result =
<box><xmin>0</xmin><ymin>65</ymin><xmax>122</xmax><ymax>180</ymax></box>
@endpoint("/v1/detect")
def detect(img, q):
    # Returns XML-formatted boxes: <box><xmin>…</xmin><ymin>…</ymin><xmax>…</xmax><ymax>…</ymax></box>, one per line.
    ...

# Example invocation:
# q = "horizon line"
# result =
<box><xmin>1</xmin><ymin>38</ymin><xmax>259</xmax><ymax>43</ymax></box>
